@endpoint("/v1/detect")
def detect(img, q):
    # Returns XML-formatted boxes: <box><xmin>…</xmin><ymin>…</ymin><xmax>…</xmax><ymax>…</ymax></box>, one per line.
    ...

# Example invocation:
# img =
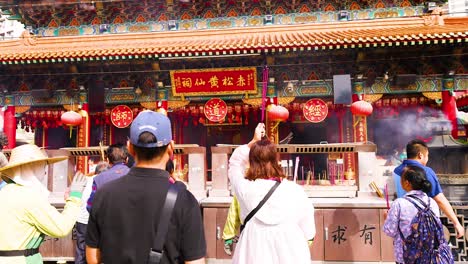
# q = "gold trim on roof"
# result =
<box><xmin>63</xmin><ymin>104</ymin><xmax>80</xmax><ymax>111</ymax></box>
<box><xmin>243</xmin><ymin>96</ymin><xmax>295</xmax><ymax>106</ymax></box>
<box><xmin>422</xmin><ymin>92</ymin><xmax>442</xmax><ymax>100</ymax></box>
<box><xmin>363</xmin><ymin>94</ymin><xmax>383</xmax><ymax>103</ymax></box>
<box><xmin>15</xmin><ymin>106</ymin><xmax>30</xmax><ymax>114</ymax></box>
<box><xmin>140</xmin><ymin>101</ymin><xmax>157</xmax><ymax>110</ymax></box>
<box><xmin>168</xmin><ymin>100</ymin><xmax>190</xmax><ymax>109</ymax></box>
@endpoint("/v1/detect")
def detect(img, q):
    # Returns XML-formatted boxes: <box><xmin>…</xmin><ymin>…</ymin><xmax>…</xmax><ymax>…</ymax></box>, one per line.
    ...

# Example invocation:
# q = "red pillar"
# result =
<box><xmin>77</xmin><ymin>104</ymin><xmax>90</xmax><ymax>174</ymax></box>
<box><xmin>4</xmin><ymin>106</ymin><xmax>16</xmax><ymax>149</ymax></box>
<box><xmin>441</xmin><ymin>90</ymin><xmax>458</xmax><ymax>139</ymax></box>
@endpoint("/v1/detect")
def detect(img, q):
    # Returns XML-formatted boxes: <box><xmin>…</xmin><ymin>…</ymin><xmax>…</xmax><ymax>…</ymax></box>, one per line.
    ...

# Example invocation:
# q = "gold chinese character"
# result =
<box><xmin>237</xmin><ymin>75</ymin><xmax>246</xmax><ymax>86</ymax></box>
<box><xmin>195</xmin><ymin>78</ymin><xmax>206</xmax><ymax>86</ymax></box>
<box><xmin>209</xmin><ymin>76</ymin><xmax>219</xmax><ymax>88</ymax></box>
<box><xmin>115</xmin><ymin>112</ymin><xmax>122</xmax><ymax>121</ymax></box>
<box><xmin>181</xmin><ymin>78</ymin><xmax>193</xmax><ymax>88</ymax></box>
<box><xmin>174</xmin><ymin>77</ymin><xmax>181</xmax><ymax>88</ymax></box>
<box><xmin>307</xmin><ymin>105</ymin><xmax>323</xmax><ymax>117</ymax></box>
<box><xmin>222</xmin><ymin>77</ymin><xmax>234</xmax><ymax>86</ymax></box>
<box><xmin>247</xmin><ymin>73</ymin><xmax>254</xmax><ymax>85</ymax></box>
<box><xmin>121</xmin><ymin>112</ymin><xmax>128</xmax><ymax>121</ymax></box>
<box><xmin>213</xmin><ymin>106</ymin><xmax>220</xmax><ymax>116</ymax></box>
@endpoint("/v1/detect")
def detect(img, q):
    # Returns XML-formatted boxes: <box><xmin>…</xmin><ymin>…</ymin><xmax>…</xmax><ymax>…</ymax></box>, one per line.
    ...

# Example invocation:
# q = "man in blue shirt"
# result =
<box><xmin>86</xmin><ymin>144</ymin><xmax>130</xmax><ymax>212</ymax></box>
<box><xmin>394</xmin><ymin>139</ymin><xmax>464</xmax><ymax>238</ymax></box>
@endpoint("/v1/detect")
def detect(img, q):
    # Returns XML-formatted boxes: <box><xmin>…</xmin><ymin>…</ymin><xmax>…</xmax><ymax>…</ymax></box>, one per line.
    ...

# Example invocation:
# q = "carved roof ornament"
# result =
<box><xmin>422</xmin><ymin>92</ymin><xmax>442</xmax><ymax>101</ymax></box>
<box><xmin>20</xmin><ymin>30</ymin><xmax>37</xmax><ymax>46</ymax></box>
<box><xmin>423</xmin><ymin>7</ymin><xmax>446</xmax><ymax>26</ymax></box>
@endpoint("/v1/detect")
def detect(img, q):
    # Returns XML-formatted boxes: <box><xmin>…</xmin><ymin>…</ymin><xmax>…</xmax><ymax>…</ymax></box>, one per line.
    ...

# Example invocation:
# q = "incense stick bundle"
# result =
<box><xmin>370</xmin><ymin>181</ymin><xmax>384</xmax><ymax>198</ymax></box>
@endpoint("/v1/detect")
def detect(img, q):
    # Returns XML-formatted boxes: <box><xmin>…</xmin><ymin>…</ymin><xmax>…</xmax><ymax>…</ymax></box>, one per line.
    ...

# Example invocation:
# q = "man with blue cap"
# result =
<box><xmin>86</xmin><ymin>110</ymin><xmax>206</xmax><ymax>264</ymax></box>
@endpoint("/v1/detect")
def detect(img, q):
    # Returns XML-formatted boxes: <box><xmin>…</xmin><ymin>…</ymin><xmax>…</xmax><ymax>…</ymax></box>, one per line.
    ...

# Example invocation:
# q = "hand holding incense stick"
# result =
<box><xmin>260</xmin><ymin>66</ymin><xmax>269</xmax><ymax>122</ymax></box>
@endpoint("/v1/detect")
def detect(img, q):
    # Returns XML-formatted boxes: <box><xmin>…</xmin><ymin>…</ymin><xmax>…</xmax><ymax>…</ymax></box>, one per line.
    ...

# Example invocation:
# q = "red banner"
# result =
<box><xmin>170</xmin><ymin>67</ymin><xmax>257</xmax><ymax>96</ymax></box>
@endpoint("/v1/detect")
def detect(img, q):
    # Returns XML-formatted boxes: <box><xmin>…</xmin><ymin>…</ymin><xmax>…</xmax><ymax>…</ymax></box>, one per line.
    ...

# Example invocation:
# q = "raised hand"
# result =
<box><xmin>69</xmin><ymin>171</ymin><xmax>87</xmax><ymax>194</ymax></box>
<box><xmin>248</xmin><ymin>123</ymin><xmax>266</xmax><ymax>147</ymax></box>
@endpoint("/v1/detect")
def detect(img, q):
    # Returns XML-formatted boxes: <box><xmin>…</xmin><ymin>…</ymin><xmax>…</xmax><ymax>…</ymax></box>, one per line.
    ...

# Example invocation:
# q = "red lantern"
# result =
<box><xmin>350</xmin><ymin>100</ymin><xmax>373</xmax><ymax>116</ymax></box>
<box><xmin>267</xmin><ymin>104</ymin><xmax>289</xmax><ymax>122</ymax></box>
<box><xmin>61</xmin><ymin>111</ymin><xmax>82</xmax><ymax>137</ymax></box>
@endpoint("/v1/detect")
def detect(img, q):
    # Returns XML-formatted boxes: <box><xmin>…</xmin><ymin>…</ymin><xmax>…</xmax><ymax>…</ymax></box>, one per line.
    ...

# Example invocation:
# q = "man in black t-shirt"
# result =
<box><xmin>86</xmin><ymin>110</ymin><xmax>206</xmax><ymax>264</ymax></box>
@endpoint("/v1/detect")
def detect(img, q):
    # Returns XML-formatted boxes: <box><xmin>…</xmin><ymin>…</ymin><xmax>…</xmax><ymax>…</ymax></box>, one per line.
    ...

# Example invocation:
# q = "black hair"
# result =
<box><xmin>94</xmin><ymin>161</ymin><xmax>110</xmax><ymax>174</ymax></box>
<box><xmin>132</xmin><ymin>132</ymin><xmax>168</xmax><ymax>161</ymax></box>
<box><xmin>165</xmin><ymin>159</ymin><xmax>174</xmax><ymax>174</ymax></box>
<box><xmin>106</xmin><ymin>144</ymin><xmax>129</xmax><ymax>164</ymax></box>
<box><xmin>126</xmin><ymin>154</ymin><xmax>135</xmax><ymax>168</ymax></box>
<box><xmin>402</xmin><ymin>165</ymin><xmax>432</xmax><ymax>194</ymax></box>
<box><xmin>406</xmin><ymin>139</ymin><xmax>428</xmax><ymax>159</ymax></box>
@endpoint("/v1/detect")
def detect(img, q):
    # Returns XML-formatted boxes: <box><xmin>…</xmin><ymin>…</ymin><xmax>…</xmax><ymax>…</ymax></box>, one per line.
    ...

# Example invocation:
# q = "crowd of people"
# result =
<box><xmin>0</xmin><ymin>110</ymin><xmax>463</xmax><ymax>264</ymax></box>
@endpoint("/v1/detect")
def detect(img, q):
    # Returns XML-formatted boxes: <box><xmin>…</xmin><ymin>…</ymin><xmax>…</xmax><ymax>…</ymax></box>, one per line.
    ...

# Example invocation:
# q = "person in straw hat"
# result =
<box><xmin>0</xmin><ymin>144</ymin><xmax>87</xmax><ymax>263</ymax></box>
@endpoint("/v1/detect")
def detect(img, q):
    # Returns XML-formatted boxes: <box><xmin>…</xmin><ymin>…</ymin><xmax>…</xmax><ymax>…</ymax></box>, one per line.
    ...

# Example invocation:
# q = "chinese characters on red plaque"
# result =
<box><xmin>303</xmin><ymin>98</ymin><xmax>328</xmax><ymax>123</ymax></box>
<box><xmin>111</xmin><ymin>105</ymin><xmax>134</xmax><ymax>128</ymax></box>
<box><xmin>170</xmin><ymin>67</ymin><xmax>257</xmax><ymax>96</ymax></box>
<box><xmin>204</xmin><ymin>98</ymin><xmax>227</xmax><ymax>123</ymax></box>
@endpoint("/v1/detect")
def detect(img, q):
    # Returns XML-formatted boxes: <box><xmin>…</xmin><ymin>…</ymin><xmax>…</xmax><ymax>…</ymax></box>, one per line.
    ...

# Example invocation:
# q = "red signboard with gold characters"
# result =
<box><xmin>303</xmin><ymin>98</ymin><xmax>328</xmax><ymax>123</ymax></box>
<box><xmin>204</xmin><ymin>98</ymin><xmax>228</xmax><ymax>123</ymax></box>
<box><xmin>111</xmin><ymin>105</ymin><xmax>134</xmax><ymax>128</ymax></box>
<box><xmin>170</xmin><ymin>67</ymin><xmax>257</xmax><ymax>96</ymax></box>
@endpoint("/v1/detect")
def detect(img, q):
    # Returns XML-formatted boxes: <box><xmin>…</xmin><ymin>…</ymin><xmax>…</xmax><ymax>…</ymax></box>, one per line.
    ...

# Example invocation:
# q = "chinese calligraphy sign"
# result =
<box><xmin>303</xmin><ymin>98</ymin><xmax>328</xmax><ymax>123</ymax></box>
<box><xmin>170</xmin><ymin>67</ymin><xmax>257</xmax><ymax>96</ymax></box>
<box><xmin>204</xmin><ymin>98</ymin><xmax>227</xmax><ymax>123</ymax></box>
<box><xmin>332</xmin><ymin>225</ymin><xmax>347</xmax><ymax>244</ymax></box>
<box><xmin>331</xmin><ymin>224</ymin><xmax>377</xmax><ymax>245</ymax></box>
<box><xmin>359</xmin><ymin>224</ymin><xmax>376</xmax><ymax>245</ymax></box>
<box><xmin>111</xmin><ymin>105</ymin><xmax>134</xmax><ymax>128</ymax></box>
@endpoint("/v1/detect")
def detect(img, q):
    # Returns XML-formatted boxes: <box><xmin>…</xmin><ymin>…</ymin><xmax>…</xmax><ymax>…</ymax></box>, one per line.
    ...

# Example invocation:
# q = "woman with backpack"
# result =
<box><xmin>383</xmin><ymin>165</ymin><xmax>453</xmax><ymax>264</ymax></box>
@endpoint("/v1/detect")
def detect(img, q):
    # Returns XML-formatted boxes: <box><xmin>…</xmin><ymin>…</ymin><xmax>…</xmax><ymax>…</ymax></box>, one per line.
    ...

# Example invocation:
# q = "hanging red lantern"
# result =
<box><xmin>267</xmin><ymin>104</ymin><xmax>289</xmax><ymax>122</ymax></box>
<box><xmin>61</xmin><ymin>110</ymin><xmax>82</xmax><ymax>137</ymax></box>
<box><xmin>350</xmin><ymin>100</ymin><xmax>373</xmax><ymax>116</ymax></box>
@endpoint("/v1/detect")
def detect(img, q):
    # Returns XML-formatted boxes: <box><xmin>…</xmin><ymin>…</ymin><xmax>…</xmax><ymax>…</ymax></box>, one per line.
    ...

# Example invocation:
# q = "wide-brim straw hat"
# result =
<box><xmin>0</xmin><ymin>144</ymin><xmax>68</xmax><ymax>173</ymax></box>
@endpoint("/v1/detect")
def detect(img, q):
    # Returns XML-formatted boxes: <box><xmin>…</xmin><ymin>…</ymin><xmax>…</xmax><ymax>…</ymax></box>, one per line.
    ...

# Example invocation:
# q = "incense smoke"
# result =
<box><xmin>371</xmin><ymin>106</ymin><xmax>452</xmax><ymax>156</ymax></box>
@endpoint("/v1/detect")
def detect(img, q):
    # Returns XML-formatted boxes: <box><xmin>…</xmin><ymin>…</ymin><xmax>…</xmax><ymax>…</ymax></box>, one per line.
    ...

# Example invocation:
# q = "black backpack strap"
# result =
<box><xmin>148</xmin><ymin>184</ymin><xmax>179</xmax><ymax>264</ymax></box>
<box><xmin>404</xmin><ymin>194</ymin><xmax>430</xmax><ymax>211</ymax></box>
<box><xmin>0</xmin><ymin>248</ymin><xmax>39</xmax><ymax>257</ymax></box>
<box><xmin>398</xmin><ymin>195</ymin><xmax>431</xmax><ymax>240</ymax></box>
<box><xmin>240</xmin><ymin>181</ymin><xmax>281</xmax><ymax>233</ymax></box>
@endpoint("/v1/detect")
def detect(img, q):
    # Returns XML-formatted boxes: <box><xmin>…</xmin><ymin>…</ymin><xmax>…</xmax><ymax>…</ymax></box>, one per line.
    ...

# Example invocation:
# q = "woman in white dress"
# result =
<box><xmin>228</xmin><ymin>123</ymin><xmax>315</xmax><ymax>264</ymax></box>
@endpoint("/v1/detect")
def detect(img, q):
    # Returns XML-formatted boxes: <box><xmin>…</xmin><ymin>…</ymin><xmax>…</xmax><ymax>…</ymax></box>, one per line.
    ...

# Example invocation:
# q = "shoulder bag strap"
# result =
<box><xmin>152</xmin><ymin>184</ymin><xmax>179</xmax><ymax>253</ymax></box>
<box><xmin>405</xmin><ymin>194</ymin><xmax>430</xmax><ymax>211</ymax></box>
<box><xmin>240</xmin><ymin>181</ymin><xmax>281</xmax><ymax>232</ymax></box>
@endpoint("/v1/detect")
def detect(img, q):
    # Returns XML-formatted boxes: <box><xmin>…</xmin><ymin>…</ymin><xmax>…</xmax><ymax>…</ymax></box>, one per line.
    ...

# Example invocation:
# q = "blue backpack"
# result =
<box><xmin>398</xmin><ymin>195</ymin><xmax>454</xmax><ymax>264</ymax></box>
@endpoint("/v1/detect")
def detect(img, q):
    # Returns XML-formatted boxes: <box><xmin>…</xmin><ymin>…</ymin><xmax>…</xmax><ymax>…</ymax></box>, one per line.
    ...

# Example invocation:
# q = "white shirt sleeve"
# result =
<box><xmin>228</xmin><ymin>144</ymin><xmax>251</xmax><ymax>201</ymax></box>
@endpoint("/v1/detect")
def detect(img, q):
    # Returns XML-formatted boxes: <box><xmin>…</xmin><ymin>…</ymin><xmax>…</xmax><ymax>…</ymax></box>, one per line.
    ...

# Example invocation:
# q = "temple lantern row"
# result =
<box><xmin>1</xmin><ymin>92</ymin><xmax>450</xmax><ymax>150</ymax></box>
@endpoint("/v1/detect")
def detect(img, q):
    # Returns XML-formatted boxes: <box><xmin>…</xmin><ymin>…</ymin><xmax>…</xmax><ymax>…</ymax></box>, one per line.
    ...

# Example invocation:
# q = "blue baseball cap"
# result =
<box><xmin>129</xmin><ymin>110</ymin><xmax>172</xmax><ymax>148</ymax></box>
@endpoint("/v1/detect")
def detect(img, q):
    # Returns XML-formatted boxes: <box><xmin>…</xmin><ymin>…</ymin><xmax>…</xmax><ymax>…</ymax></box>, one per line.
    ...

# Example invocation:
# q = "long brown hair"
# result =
<box><xmin>245</xmin><ymin>138</ymin><xmax>286</xmax><ymax>181</ymax></box>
